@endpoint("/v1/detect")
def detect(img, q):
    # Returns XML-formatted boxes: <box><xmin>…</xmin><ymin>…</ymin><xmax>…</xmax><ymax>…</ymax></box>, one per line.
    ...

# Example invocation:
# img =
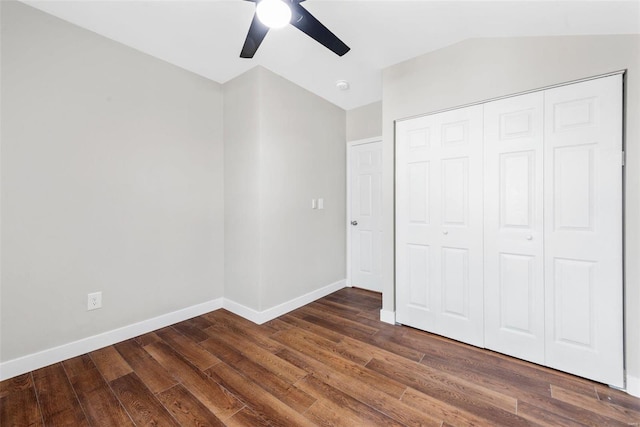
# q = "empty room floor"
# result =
<box><xmin>1</xmin><ymin>287</ymin><xmax>639</xmax><ymax>426</ymax></box>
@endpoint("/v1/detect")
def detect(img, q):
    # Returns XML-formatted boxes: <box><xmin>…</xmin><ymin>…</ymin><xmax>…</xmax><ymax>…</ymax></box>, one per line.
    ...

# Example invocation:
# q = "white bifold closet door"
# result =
<box><xmin>483</xmin><ymin>91</ymin><xmax>546</xmax><ymax>365</ymax></box>
<box><xmin>542</xmin><ymin>76</ymin><xmax>623</xmax><ymax>387</ymax></box>
<box><xmin>395</xmin><ymin>105</ymin><xmax>484</xmax><ymax>347</ymax></box>
<box><xmin>397</xmin><ymin>74</ymin><xmax>623</xmax><ymax>387</ymax></box>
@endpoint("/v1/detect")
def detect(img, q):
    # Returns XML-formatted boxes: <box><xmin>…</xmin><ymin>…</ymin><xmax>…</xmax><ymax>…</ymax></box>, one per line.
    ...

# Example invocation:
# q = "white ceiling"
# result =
<box><xmin>21</xmin><ymin>0</ymin><xmax>640</xmax><ymax>110</ymax></box>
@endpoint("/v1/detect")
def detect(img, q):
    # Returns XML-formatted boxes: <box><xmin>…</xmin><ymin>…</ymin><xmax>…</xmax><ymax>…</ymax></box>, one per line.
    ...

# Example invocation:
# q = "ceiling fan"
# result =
<box><xmin>240</xmin><ymin>0</ymin><xmax>350</xmax><ymax>58</ymax></box>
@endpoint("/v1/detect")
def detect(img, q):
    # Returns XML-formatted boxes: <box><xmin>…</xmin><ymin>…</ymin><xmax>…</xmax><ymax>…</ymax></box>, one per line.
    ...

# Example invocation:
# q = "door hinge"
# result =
<box><xmin>622</xmin><ymin>151</ymin><xmax>626</xmax><ymax>166</ymax></box>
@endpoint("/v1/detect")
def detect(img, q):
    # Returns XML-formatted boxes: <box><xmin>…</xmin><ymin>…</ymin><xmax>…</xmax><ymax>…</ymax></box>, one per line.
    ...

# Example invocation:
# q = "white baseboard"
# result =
<box><xmin>223</xmin><ymin>279</ymin><xmax>347</xmax><ymax>325</ymax></box>
<box><xmin>627</xmin><ymin>374</ymin><xmax>640</xmax><ymax>398</ymax></box>
<box><xmin>0</xmin><ymin>298</ymin><xmax>223</xmax><ymax>381</ymax></box>
<box><xmin>0</xmin><ymin>279</ymin><xmax>348</xmax><ymax>381</ymax></box>
<box><xmin>380</xmin><ymin>309</ymin><xmax>396</xmax><ymax>325</ymax></box>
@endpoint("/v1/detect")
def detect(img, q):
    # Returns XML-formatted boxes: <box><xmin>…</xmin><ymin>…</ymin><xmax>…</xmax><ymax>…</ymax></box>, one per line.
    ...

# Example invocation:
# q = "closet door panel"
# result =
<box><xmin>484</xmin><ymin>92</ymin><xmax>545</xmax><ymax>363</ymax></box>
<box><xmin>436</xmin><ymin>107</ymin><xmax>484</xmax><ymax>346</ymax></box>
<box><xmin>544</xmin><ymin>75</ymin><xmax>623</xmax><ymax>387</ymax></box>
<box><xmin>397</xmin><ymin>115</ymin><xmax>440</xmax><ymax>329</ymax></box>
<box><xmin>396</xmin><ymin>105</ymin><xmax>484</xmax><ymax>347</ymax></box>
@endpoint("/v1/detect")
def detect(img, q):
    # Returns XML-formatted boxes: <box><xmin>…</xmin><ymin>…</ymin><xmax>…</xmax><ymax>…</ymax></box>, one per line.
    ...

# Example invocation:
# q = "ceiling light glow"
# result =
<box><xmin>256</xmin><ymin>0</ymin><xmax>291</xmax><ymax>29</ymax></box>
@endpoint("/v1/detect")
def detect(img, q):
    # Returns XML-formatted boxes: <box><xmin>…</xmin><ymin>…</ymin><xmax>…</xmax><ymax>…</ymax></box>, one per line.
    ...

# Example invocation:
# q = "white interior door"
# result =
<box><xmin>484</xmin><ymin>92</ymin><xmax>546</xmax><ymax>364</ymax></box>
<box><xmin>349</xmin><ymin>141</ymin><xmax>382</xmax><ymax>292</ymax></box>
<box><xmin>396</xmin><ymin>105</ymin><xmax>484</xmax><ymax>347</ymax></box>
<box><xmin>543</xmin><ymin>75</ymin><xmax>624</xmax><ymax>387</ymax></box>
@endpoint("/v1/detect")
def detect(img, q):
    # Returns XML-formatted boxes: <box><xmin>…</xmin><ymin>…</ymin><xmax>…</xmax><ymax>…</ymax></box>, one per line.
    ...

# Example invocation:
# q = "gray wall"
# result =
<box><xmin>1</xmin><ymin>1</ymin><xmax>225</xmax><ymax>361</ymax></box>
<box><xmin>224</xmin><ymin>67</ymin><xmax>346</xmax><ymax>311</ymax></box>
<box><xmin>223</xmin><ymin>68</ymin><xmax>262</xmax><ymax>310</ymax></box>
<box><xmin>346</xmin><ymin>101</ymin><xmax>382</xmax><ymax>141</ymax></box>
<box><xmin>382</xmin><ymin>35</ymin><xmax>640</xmax><ymax>384</ymax></box>
<box><xmin>259</xmin><ymin>69</ymin><xmax>346</xmax><ymax>309</ymax></box>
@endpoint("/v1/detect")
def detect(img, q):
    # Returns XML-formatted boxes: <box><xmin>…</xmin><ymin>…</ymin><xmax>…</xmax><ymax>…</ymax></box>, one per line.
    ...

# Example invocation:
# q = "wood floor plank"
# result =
<box><xmin>157</xmin><ymin>384</ymin><xmax>227</xmax><ymax>427</ymax></box>
<box><xmin>272</xmin><ymin>328</ymin><xmax>407</xmax><ymax>399</ymax></box>
<box><xmin>296</xmin><ymin>374</ymin><xmax>405</xmax><ymax>427</ymax></box>
<box><xmin>263</xmin><ymin>318</ymin><xmax>296</xmax><ymax>332</ymax></box>
<box><xmin>89</xmin><ymin>346</ymin><xmax>133</xmax><ymax>382</ymax></box>
<box><xmin>3</xmin><ymin>288</ymin><xmax>639</xmax><ymax>427</ymax></box>
<box><xmin>199</xmin><ymin>335</ymin><xmax>245</xmax><ymax>366</ymax></box>
<box><xmin>204</xmin><ymin>361</ymin><xmax>317</xmax><ymax>427</ymax></box>
<box><xmin>367</xmin><ymin>327</ymin><xmax>426</xmax><ymax>362</ymax></box>
<box><xmin>223</xmin><ymin>406</ymin><xmax>271</xmax><ymax>427</ymax></box>
<box><xmin>551</xmin><ymin>384</ymin><xmax>640</xmax><ymax>425</ymax></box>
<box><xmin>187</xmin><ymin>314</ymin><xmax>214</xmax><ymax>331</ymax></box>
<box><xmin>518</xmin><ymin>392</ymin><xmax>633</xmax><ymax>427</ymax></box>
<box><xmin>596</xmin><ymin>383</ymin><xmax>640</xmax><ymax>413</ymax></box>
<box><xmin>144</xmin><ymin>341</ymin><xmax>244</xmax><ymax>420</ymax></box>
<box><xmin>517</xmin><ymin>400</ymin><xmax>604</xmax><ymax>427</ymax></box>
<box><xmin>156</xmin><ymin>326</ymin><xmax>221</xmax><ymax>370</ymax></box>
<box><xmin>302</xmin><ymin>398</ymin><xmax>369</xmax><ymax>427</ymax></box>
<box><xmin>366</xmin><ymin>351</ymin><xmax>525</xmax><ymax>425</ymax></box>
<box><xmin>62</xmin><ymin>354</ymin><xmax>96</xmax><ymax>378</ymax></box>
<box><xmin>32</xmin><ymin>363</ymin><xmax>89</xmax><ymax>426</ymax></box>
<box><xmin>405</xmin><ymin>326</ymin><xmax>598</xmax><ymax>398</ymax></box>
<box><xmin>202</xmin><ymin>333</ymin><xmax>316</xmax><ymax>413</ymax></box>
<box><xmin>0</xmin><ymin>382</ymin><xmax>42</xmax><ymax>427</ymax></box>
<box><xmin>109</xmin><ymin>372</ymin><xmax>180</xmax><ymax>426</ymax></box>
<box><xmin>367</xmin><ymin>355</ymin><xmax>518</xmax><ymax>414</ymax></box>
<box><xmin>274</xmin><ymin>320</ymin><xmax>372</xmax><ymax>366</ymax></box>
<box><xmin>69</xmin><ymin>367</ymin><xmax>134</xmax><ymax>427</ymax></box>
<box><xmin>0</xmin><ymin>373</ymin><xmax>33</xmax><ymax>398</ymax></box>
<box><xmin>114</xmin><ymin>339</ymin><xmax>177</xmax><ymax>394</ymax></box>
<box><xmin>400</xmin><ymin>386</ymin><xmax>506</xmax><ymax>427</ymax></box>
<box><xmin>204</xmin><ymin>309</ymin><xmax>283</xmax><ymax>353</ymax></box>
<box><xmin>279</xmin><ymin>313</ymin><xmax>344</xmax><ymax>343</ymax></box>
<box><xmin>336</xmin><ymin>328</ymin><xmax>424</xmax><ymax>364</ymax></box>
<box><xmin>172</xmin><ymin>320</ymin><xmax>210</xmax><ymax>343</ymax></box>
<box><xmin>205</xmin><ymin>325</ymin><xmax>307</xmax><ymax>384</ymax></box>
<box><xmin>296</xmin><ymin>304</ymin><xmax>379</xmax><ymax>338</ymax></box>
<box><xmin>134</xmin><ymin>331</ymin><xmax>162</xmax><ymax>347</ymax></box>
<box><xmin>324</xmin><ymin>289</ymin><xmax>382</xmax><ymax>311</ymax></box>
<box><xmin>276</xmin><ymin>348</ymin><xmax>441</xmax><ymax>427</ymax></box>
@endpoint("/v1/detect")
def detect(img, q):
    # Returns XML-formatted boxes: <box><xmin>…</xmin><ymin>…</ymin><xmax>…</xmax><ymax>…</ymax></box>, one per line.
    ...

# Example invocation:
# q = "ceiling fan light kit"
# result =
<box><xmin>256</xmin><ymin>0</ymin><xmax>291</xmax><ymax>29</ymax></box>
<box><xmin>241</xmin><ymin>0</ymin><xmax>350</xmax><ymax>59</ymax></box>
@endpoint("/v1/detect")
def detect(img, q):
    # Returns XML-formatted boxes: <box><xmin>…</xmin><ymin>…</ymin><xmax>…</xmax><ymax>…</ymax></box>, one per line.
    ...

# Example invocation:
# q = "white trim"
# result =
<box><xmin>348</xmin><ymin>136</ymin><xmax>383</xmax><ymax>147</ymax></box>
<box><xmin>223</xmin><ymin>279</ymin><xmax>347</xmax><ymax>325</ymax></box>
<box><xmin>395</xmin><ymin>70</ymin><xmax>626</xmax><ymax>124</ymax></box>
<box><xmin>380</xmin><ymin>309</ymin><xmax>396</xmax><ymax>325</ymax></box>
<box><xmin>0</xmin><ymin>279</ymin><xmax>348</xmax><ymax>381</ymax></box>
<box><xmin>346</xmin><ymin>137</ymin><xmax>383</xmax><ymax>292</ymax></box>
<box><xmin>0</xmin><ymin>298</ymin><xmax>223</xmax><ymax>381</ymax></box>
<box><xmin>627</xmin><ymin>374</ymin><xmax>640</xmax><ymax>398</ymax></box>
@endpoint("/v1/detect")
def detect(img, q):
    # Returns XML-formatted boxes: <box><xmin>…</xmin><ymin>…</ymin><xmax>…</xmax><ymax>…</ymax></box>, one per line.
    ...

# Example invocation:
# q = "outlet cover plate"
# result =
<box><xmin>87</xmin><ymin>292</ymin><xmax>102</xmax><ymax>310</ymax></box>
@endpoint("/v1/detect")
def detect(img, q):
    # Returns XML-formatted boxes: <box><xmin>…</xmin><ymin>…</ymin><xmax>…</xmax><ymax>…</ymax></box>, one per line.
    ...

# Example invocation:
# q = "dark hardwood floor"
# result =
<box><xmin>1</xmin><ymin>287</ymin><xmax>639</xmax><ymax>426</ymax></box>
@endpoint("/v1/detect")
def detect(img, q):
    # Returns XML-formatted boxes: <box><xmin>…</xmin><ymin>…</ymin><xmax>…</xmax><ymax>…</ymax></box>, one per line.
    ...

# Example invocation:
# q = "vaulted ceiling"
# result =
<box><xmin>22</xmin><ymin>1</ymin><xmax>640</xmax><ymax>110</ymax></box>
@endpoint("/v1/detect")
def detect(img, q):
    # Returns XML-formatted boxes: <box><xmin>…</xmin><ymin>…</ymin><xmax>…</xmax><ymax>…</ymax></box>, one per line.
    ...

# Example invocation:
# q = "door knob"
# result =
<box><xmin>351</xmin><ymin>220</ymin><xmax>358</xmax><ymax>226</ymax></box>
<box><xmin>443</xmin><ymin>230</ymin><xmax>448</xmax><ymax>235</ymax></box>
<box><xmin>526</xmin><ymin>235</ymin><xmax>533</xmax><ymax>240</ymax></box>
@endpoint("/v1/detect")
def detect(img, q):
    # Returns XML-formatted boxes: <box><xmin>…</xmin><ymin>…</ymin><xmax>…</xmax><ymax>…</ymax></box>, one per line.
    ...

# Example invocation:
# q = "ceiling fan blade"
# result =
<box><xmin>240</xmin><ymin>12</ymin><xmax>269</xmax><ymax>58</ymax></box>
<box><xmin>290</xmin><ymin>2</ymin><xmax>350</xmax><ymax>56</ymax></box>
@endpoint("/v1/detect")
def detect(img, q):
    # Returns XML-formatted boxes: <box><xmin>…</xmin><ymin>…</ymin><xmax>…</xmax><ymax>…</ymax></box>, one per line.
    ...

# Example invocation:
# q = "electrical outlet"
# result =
<box><xmin>87</xmin><ymin>292</ymin><xmax>102</xmax><ymax>310</ymax></box>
